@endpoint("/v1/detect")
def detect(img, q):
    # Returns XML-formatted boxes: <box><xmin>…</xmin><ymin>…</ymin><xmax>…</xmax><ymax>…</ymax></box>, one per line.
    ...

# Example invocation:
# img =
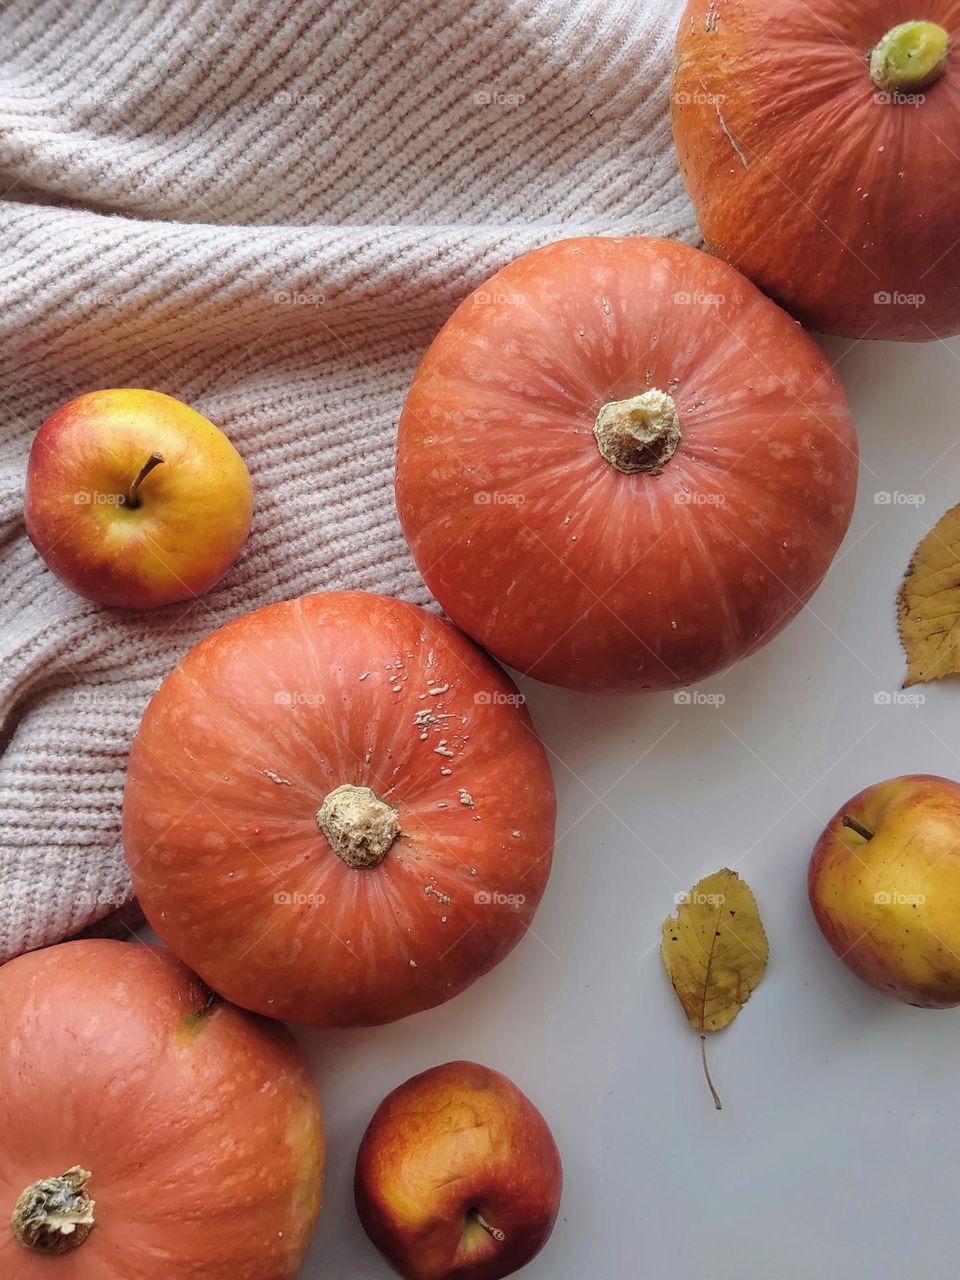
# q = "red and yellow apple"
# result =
<box><xmin>355</xmin><ymin>1061</ymin><xmax>562</xmax><ymax>1280</ymax></box>
<box><xmin>809</xmin><ymin>774</ymin><xmax>960</xmax><ymax>1007</ymax></box>
<box><xmin>25</xmin><ymin>388</ymin><xmax>253</xmax><ymax>608</ymax></box>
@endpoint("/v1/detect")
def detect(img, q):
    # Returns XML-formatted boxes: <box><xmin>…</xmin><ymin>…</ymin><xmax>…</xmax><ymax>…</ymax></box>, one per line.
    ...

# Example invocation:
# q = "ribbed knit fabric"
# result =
<box><xmin>0</xmin><ymin>0</ymin><xmax>696</xmax><ymax>958</ymax></box>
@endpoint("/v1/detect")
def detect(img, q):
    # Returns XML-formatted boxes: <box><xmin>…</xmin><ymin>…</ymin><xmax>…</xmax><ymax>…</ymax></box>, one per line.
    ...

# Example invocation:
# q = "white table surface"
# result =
<box><xmin>298</xmin><ymin>333</ymin><xmax>960</xmax><ymax>1280</ymax></box>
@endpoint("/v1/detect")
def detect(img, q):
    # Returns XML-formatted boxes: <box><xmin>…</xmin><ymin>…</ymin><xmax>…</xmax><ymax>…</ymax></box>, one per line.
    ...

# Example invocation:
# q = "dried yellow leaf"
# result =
<box><xmin>661</xmin><ymin>868</ymin><xmax>768</xmax><ymax>1109</ymax></box>
<box><xmin>898</xmin><ymin>503</ymin><xmax>960</xmax><ymax>686</ymax></box>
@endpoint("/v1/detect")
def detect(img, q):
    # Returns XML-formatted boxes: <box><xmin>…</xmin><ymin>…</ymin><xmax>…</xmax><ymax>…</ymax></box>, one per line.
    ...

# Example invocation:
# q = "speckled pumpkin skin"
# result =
<box><xmin>672</xmin><ymin>0</ymin><xmax>960</xmax><ymax>340</ymax></box>
<box><xmin>0</xmin><ymin>940</ymin><xmax>324</xmax><ymax>1278</ymax></box>
<box><xmin>396</xmin><ymin>236</ymin><xmax>858</xmax><ymax>693</ymax></box>
<box><xmin>123</xmin><ymin>591</ymin><xmax>556</xmax><ymax>1028</ymax></box>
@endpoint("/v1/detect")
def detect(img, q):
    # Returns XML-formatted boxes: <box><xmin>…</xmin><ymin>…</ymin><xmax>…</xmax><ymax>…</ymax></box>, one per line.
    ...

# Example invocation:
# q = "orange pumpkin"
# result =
<box><xmin>395</xmin><ymin>237</ymin><xmax>858</xmax><ymax>693</ymax></box>
<box><xmin>672</xmin><ymin>1</ymin><xmax>960</xmax><ymax>339</ymax></box>
<box><xmin>0</xmin><ymin>940</ymin><xmax>323</xmax><ymax>1278</ymax></box>
<box><xmin>123</xmin><ymin>591</ymin><xmax>556</xmax><ymax>1027</ymax></box>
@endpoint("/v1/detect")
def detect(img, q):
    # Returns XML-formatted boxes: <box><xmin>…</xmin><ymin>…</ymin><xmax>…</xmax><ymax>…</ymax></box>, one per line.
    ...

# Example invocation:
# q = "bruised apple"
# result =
<box><xmin>809</xmin><ymin>775</ymin><xmax>960</xmax><ymax>1006</ymax></box>
<box><xmin>355</xmin><ymin>1061</ymin><xmax>562</xmax><ymax>1280</ymax></box>
<box><xmin>25</xmin><ymin>388</ymin><xmax>253</xmax><ymax>608</ymax></box>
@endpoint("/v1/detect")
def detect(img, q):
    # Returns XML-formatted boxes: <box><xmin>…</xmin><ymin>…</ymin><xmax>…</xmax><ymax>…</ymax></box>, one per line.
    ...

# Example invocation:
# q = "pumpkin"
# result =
<box><xmin>123</xmin><ymin>591</ymin><xmax>556</xmax><ymax>1027</ymax></box>
<box><xmin>671</xmin><ymin>1</ymin><xmax>960</xmax><ymax>340</ymax></box>
<box><xmin>395</xmin><ymin>236</ymin><xmax>858</xmax><ymax>694</ymax></box>
<box><xmin>0</xmin><ymin>940</ymin><xmax>323</xmax><ymax>1278</ymax></box>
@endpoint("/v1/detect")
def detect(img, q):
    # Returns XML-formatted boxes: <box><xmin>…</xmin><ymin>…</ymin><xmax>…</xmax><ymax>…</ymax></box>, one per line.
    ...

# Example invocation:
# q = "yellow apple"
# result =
<box><xmin>809</xmin><ymin>774</ymin><xmax>960</xmax><ymax>1007</ymax></box>
<box><xmin>25</xmin><ymin>389</ymin><xmax>253</xmax><ymax>608</ymax></box>
<box><xmin>355</xmin><ymin>1061</ymin><xmax>562</xmax><ymax>1280</ymax></box>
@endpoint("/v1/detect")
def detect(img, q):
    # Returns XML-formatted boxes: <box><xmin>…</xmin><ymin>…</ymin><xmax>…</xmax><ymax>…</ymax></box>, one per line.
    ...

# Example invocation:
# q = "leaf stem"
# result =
<box><xmin>701</xmin><ymin>1035</ymin><xmax>722</xmax><ymax>1110</ymax></box>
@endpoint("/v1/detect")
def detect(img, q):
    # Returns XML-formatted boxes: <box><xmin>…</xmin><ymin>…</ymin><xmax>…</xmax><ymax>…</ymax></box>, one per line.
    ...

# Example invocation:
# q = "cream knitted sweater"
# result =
<box><xmin>0</xmin><ymin>0</ymin><xmax>697</xmax><ymax>957</ymax></box>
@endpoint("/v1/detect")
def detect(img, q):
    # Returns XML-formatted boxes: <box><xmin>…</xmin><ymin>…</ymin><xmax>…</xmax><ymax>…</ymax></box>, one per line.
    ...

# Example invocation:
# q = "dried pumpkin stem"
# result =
<box><xmin>700</xmin><ymin>1035</ymin><xmax>722</xmax><ymax>1111</ymax></box>
<box><xmin>869</xmin><ymin>22</ymin><xmax>949</xmax><ymax>94</ymax></box>
<box><xmin>841</xmin><ymin>815</ymin><xmax>874</xmax><ymax>842</ymax></box>
<box><xmin>11</xmin><ymin>1166</ymin><xmax>95</xmax><ymax>1254</ymax></box>
<box><xmin>124</xmin><ymin>451</ymin><xmax>165</xmax><ymax>508</ymax></box>
<box><xmin>317</xmin><ymin>783</ymin><xmax>399</xmax><ymax>868</ymax></box>
<box><xmin>594</xmin><ymin>389</ymin><xmax>681</xmax><ymax>475</ymax></box>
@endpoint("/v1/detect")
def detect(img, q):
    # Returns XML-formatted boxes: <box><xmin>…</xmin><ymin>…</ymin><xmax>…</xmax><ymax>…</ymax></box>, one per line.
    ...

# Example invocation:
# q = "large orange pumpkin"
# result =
<box><xmin>123</xmin><ymin>591</ymin><xmax>556</xmax><ymax>1027</ymax></box>
<box><xmin>672</xmin><ymin>1</ymin><xmax>960</xmax><ymax>339</ymax></box>
<box><xmin>0</xmin><ymin>940</ymin><xmax>323</xmax><ymax>1278</ymax></box>
<box><xmin>395</xmin><ymin>237</ymin><xmax>858</xmax><ymax>694</ymax></box>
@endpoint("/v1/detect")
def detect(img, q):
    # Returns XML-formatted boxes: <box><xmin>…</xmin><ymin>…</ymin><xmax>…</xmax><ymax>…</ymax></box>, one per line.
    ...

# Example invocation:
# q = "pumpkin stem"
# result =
<box><xmin>123</xmin><ymin>451</ymin><xmax>165</xmax><ymax>508</ymax></box>
<box><xmin>317</xmin><ymin>783</ymin><xmax>399</xmax><ymax>869</ymax></box>
<box><xmin>869</xmin><ymin>22</ymin><xmax>949</xmax><ymax>94</ymax></box>
<box><xmin>11</xmin><ymin>1167</ymin><xmax>95</xmax><ymax>1254</ymax></box>
<box><xmin>594</xmin><ymin>389</ymin><xmax>681</xmax><ymax>475</ymax></box>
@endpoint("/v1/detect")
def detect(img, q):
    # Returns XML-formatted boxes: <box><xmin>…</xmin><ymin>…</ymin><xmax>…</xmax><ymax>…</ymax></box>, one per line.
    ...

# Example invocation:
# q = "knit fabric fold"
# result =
<box><xmin>0</xmin><ymin>0</ymin><xmax>696</xmax><ymax>958</ymax></box>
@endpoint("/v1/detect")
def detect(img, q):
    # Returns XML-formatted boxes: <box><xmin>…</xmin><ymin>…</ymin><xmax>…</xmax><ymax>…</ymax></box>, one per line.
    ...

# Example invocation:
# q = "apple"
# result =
<box><xmin>355</xmin><ymin>1061</ymin><xmax>562</xmax><ymax>1280</ymax></box>
<box><xmin>809</xmin><ymin>774</ymin><xmax>960</xmax><ymax>1007</ymax></box>
<box><xmin>25</xmin><ymin>388</ymin><xmax>253</xmax><ymax>608</ymax></box>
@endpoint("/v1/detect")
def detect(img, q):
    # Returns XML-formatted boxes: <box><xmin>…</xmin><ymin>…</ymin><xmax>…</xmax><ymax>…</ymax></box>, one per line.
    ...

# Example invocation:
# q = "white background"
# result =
<box><xmin>299</xmin><ymin>334</ymin><xmax>960</xmax><ymax>1279</ymax></box>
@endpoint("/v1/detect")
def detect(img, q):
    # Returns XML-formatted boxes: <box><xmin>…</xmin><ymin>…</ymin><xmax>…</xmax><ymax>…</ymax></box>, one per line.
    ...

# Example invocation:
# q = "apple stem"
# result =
<box><xmin>473</xmin><ymin>1212</ymin><xmax>506</xmax><ymax>1243</ymax></box>
<box><xmin>841</xmin><ymin>815</ymin><xmax>874</xmax><ymax>842</ymax></box>
<box><xmin>701</xmin><ymin>1035</ymin><xmax>722</xmax><ymax>1111</ymax></box>
<box><xmin>124</xmin><ymin>452</ymin><xmax>165</xmax><ymax>508</ymax></box>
